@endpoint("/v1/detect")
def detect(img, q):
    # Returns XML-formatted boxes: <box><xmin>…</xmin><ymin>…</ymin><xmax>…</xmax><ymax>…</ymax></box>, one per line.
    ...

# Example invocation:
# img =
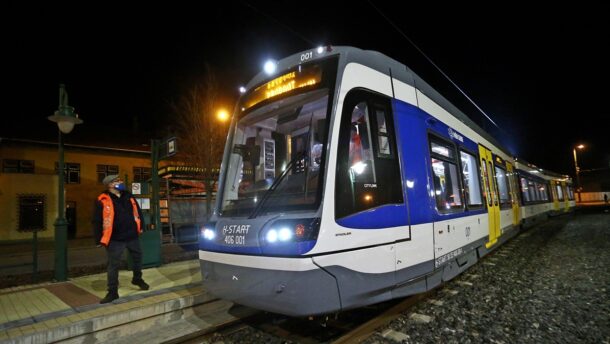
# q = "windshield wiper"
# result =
<box><xmin>248</xmin><ymin>151</ymin><xmax>308</xmax><ymax>219</ymax></box>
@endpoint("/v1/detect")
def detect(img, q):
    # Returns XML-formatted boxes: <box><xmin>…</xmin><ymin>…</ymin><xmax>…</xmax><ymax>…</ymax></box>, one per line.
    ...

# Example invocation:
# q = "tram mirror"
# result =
<box><xmin>278</xmin><ymin>106</ymin><xmax>302</xmax><ymax>124</ymax></box>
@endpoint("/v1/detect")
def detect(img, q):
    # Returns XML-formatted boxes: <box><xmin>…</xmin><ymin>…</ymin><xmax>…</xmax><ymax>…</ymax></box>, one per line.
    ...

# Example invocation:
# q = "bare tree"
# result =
<box><xmin>170</xmin><ymin>66</ymin><xmax>229</xmax><ymax>220</ymax></box>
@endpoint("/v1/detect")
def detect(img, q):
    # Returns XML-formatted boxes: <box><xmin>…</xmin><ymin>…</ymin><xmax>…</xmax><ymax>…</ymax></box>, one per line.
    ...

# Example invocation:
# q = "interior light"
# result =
<box><xmin>350</xmin><ymin>161</ymin><xmax>367</xmax><ymax>175</ymax></box>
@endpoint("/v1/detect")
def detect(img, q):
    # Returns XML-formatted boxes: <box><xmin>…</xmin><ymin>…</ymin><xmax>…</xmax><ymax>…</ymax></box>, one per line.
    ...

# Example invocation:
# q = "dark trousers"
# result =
<box><xmin>106</xmin><ymin>238</ymin><xmax>142</xmax><ymax>292</ymax></box>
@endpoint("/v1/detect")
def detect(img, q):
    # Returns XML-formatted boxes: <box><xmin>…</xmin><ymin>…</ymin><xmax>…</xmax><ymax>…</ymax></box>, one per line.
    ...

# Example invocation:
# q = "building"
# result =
<box><xmin>0</xmin><ymin>138</ymin><xmax>151</xmax><ymax>242</ymax></box>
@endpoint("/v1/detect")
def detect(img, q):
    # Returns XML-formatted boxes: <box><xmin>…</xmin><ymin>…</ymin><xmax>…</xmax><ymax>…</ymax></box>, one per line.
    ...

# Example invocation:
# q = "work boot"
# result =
<box><xmin>132</xmin><ymin>279</ymin><xmax>150</xmax><ymax>290</ymax></box>
<box><xmin>100</xmin><ymin>291</ymin><xmax>119</xmax><ymax>304</ymax></box>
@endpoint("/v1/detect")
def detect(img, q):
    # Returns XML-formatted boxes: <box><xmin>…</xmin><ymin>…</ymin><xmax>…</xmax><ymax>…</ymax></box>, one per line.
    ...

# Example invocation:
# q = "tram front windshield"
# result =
<box><xmin>220</xmin><ymin>89</ymin><xmax>330</xmax><ymax>217</ymax></box>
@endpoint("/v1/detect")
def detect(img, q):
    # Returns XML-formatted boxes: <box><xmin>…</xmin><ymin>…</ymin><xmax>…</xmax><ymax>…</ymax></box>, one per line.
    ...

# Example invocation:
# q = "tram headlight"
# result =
<box><xmin>200</xmin><ymin>223</ymin><xmax>216</xmax><ymax>241</ymax></box>
<box><xmin>263</xmin><ymin>218</ymin><xmax>321</xmax><ymax>244</ymax></box>
<box><xmin>266</xmin><ymin>229</ymin><xmax>278</xmax><ymax>243</ymax></box>
<box><xmin>278</xmin><ymin>227</ymin><xmax>292</xmax><ymax>241</ymax></box>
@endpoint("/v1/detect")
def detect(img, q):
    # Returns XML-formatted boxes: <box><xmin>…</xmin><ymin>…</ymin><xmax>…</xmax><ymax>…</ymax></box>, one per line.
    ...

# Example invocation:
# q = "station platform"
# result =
<box><xmin>0</xmin><ymin>259</ymin><xmax>213</xmax><ymax>344</ymax></box>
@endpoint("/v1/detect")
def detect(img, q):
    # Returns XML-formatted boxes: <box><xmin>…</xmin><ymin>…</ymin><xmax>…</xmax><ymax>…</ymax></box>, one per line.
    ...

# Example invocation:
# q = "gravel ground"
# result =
<box><xmin>366</xmin><ymin>210</ymin><xmax>610</xmax><ymax>344</ymax></box>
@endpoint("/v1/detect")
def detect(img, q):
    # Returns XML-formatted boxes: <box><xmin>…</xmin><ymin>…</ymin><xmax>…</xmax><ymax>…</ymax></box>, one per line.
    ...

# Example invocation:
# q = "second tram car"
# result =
<box><xmin>198</xmin><ymin>46</ymin><xmax>575</xmax><ymax>316</ymax></box>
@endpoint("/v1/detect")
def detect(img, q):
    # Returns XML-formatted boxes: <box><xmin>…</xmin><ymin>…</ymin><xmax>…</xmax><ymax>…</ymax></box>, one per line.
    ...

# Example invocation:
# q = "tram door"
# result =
<box><xmin>561</xmin><ymin>181</ymin><xmax>570</xmax><ymax>212</ymax></box>
<box><xmin>506</xmin><ymin>162</ymin><xmax>520</xmax><ymax>226</ymax></box>
<box><xmin>551</xmin><ymin>180</ymin><xmax>560</xmax><ymax>211</ymax></box>
<box><xmin>479</xmin><ymin>145</ymin><xmax>500</xmax><ymax>248</ymax></box>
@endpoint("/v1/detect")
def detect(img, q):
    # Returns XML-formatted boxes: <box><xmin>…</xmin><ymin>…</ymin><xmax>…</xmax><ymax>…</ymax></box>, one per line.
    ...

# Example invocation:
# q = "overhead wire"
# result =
<box><xmin>367</xmin><ymin>1</ymin><xmax>500</xmax><ymax>129</ymax></box>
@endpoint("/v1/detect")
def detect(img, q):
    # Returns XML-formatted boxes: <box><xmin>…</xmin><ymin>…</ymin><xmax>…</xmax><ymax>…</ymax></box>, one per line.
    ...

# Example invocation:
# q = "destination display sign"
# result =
<box><xmin>242</xmin><ymin>64</ymin><xmax>322</xmax><ymax>110</ymax></box>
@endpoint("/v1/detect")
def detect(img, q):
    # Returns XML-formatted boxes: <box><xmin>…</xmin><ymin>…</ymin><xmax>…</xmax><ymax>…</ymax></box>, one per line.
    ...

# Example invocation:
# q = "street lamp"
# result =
<box><xmin>48</xmin><ymin>84</ymin><xmax>83</xmax><ymax>281</ymax></box>
<box><xmin>572</xmin><ymin>144</ymin><xmax>585</xmax><ymax>203</ymax></box>
<box><xmin>216</xmin><ymin>109</ymin><xmax>229</xmax><ymax>122</ymax></box>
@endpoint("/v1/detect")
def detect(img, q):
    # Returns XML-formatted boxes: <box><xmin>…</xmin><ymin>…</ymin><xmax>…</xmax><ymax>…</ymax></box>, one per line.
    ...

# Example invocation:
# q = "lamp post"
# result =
<box><xmin>48</xmin><ymin>84</ymin><xmax>83</xmax><ymax>281</ymax></box>
<box><xmin>572</xmin><ymin>144</ymin><xmax>585</xmax><ymax>203</ymax></box>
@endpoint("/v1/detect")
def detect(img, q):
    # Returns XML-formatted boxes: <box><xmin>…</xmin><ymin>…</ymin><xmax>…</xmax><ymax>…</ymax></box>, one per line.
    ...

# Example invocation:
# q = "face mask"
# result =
<box><xmin>114</xmin><ymin>183</ymin><xmax>126</xmax><ymax>191</ymax></box>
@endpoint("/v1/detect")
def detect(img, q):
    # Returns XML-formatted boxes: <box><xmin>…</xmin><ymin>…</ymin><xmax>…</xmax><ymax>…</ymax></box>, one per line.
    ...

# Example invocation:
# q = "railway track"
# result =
<box><xmin>176</xmin><ymin>290</ymin><xmax>435</xmax><ymax>344</ymax></box>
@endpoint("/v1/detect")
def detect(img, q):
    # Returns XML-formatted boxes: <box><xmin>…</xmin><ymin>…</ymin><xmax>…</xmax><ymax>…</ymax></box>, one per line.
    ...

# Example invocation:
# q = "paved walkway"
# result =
<box><xmin>0</xmin><ymin>259</ymin><xmax>206</xmax><ymax>343</ymax></box>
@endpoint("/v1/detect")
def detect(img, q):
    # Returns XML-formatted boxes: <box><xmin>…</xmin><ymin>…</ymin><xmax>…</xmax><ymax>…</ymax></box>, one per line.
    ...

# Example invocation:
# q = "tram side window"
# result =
<box><xmin>556</xmin><ymin>184</ymin><xmax>564</xmax><ymax>201</ymax></box>
<box><xmin>335</xmin><ymin>90</ymin><xmax>403</xmax><ymax>219</ymax></box>
<box><xmin>520</xmin><ymin>177</ymin><xmax>531</xmax><ymax>203</ymax></box>
<box><xmin>430</xmin><ymin>137</ymin><xmax>463</xmax><ymax>212</ymax></box>
<box><xmin>537</xmin><ymin>182</ymin><xmax>549</xmax><ymax>201</ymax></box>
<box><xmin>527</xmin><ymin>180</ymin><xmax>537</xmax><ymax>201</ymax></box>
<box><xmin>460</xmin><ymin>151</ymin><xmax>483</xmax><ymax>207</ymax></box>
<box><xmin>567</xmin><ymin>186</ymin><xmax>574</xmax><ymax>200</ymax></box>
<box><xmin>494</xmin><ymin>166</ymin><xmax>510</xmax><ymax>208</ymax></box>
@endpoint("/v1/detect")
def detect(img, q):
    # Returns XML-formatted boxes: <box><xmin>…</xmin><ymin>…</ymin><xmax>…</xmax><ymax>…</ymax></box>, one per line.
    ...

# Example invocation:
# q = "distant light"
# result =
<box><xmin>316</xmin><ymin>46</ymin><xmax>324</xmax><ymax>54</ymax></box>
<box><xmin>350</xmin><ymin>161</ymin><xmax>367</xmax><ymax>175</ymax></box>
<box><xmin>264</xmin><ymin>60</ymin><xmax>277</xmax><ymax>75</ymax></box>
<box><xmin>239</xmin><ymin>86</ymin><xmax>246</xmax><ymax>94</ymax></box>
<box><xmin>576</xmin><ymin>144</ymin><xmax>585</xmax><ymax>149</ymax></box>
<box><xmin>217</xmin><ymin>109</ymin><xmax>229</xmax><ymax>122</ymax></box>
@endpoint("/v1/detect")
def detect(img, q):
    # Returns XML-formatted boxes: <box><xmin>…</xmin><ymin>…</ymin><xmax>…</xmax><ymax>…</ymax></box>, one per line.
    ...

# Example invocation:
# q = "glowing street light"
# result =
<box><xmin>216</xmin><ymin>109</ymin><xmax>229</xmax><ymax>122</ymax></box>
<box><xmin>573</xmin><ymin>144</ymin><xmax>585</xmax><ymax>202</ymax></box>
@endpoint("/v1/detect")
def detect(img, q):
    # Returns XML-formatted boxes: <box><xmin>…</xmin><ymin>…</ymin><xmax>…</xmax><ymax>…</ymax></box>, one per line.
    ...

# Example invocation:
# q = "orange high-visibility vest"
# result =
<box><xmin>97</xmin><ymin>193</ymin><xmax>142</xmax><ymax>246</ymax></box>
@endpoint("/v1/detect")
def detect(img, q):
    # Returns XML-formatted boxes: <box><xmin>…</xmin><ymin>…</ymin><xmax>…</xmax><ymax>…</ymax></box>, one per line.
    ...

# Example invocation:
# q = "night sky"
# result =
<box><xmin>4</xmin><ymin>2</ymin><xmax>608</xmax><ymax>176</ymax></box>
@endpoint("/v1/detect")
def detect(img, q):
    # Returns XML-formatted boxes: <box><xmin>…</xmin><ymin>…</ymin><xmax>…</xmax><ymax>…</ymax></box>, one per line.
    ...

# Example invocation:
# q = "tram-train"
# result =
<box><xmin>198</xmin><ymin>46</ymin><xmax>575</xmax><ymax>316</ymax></box>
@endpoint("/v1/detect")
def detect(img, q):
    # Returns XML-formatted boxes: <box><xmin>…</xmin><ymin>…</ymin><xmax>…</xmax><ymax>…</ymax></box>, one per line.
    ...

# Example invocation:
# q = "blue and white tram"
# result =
<box><xmin>198</xmin><ymin>46</ymin><xmax>574</xmax><ymax>316</ymax></box>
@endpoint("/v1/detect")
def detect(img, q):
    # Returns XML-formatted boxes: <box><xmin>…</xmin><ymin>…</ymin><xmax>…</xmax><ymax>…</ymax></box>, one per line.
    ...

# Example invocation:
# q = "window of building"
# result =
<box><xmin>18</xmin><ymin>194</ymin><xmax>45</xmax><ymax>232</ymax></box>
<box><xmin>460</xmin><ymin>151</ymin><xmax>483</xmax><ymax>207</ymax></box>
<box><xmin>335</xmin><ymin>90</ymin><xmax>403</xmax><ymax>219</ymax></box>
<box><xmin>429</xmin><ymin>136</ymin><xmax>463</xmax><ymax>212</ymax></box>
<box><xmin>55</xmin><ymin>162</ymin><xmax>81</xmax><ymax>184</ymax></box>
<box><xmin>2</xmin><ymin>159</ymin><xmax>35</xmax><ymax>173</ymax></box>
<box><xmin>133</xmin><ymin>167</ymin><xmax>151</xmax><ymax>183</ymax></box>
<box><xmin>97</xmin><ymin>164</ymin><xmax>119</xmax><ymax>184</ymax></box>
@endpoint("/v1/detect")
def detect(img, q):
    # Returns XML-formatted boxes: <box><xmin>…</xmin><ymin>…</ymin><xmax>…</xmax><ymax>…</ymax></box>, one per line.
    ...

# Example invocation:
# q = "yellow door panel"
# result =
<box><xmin>479</xmin><ymin>145</ymin><xmax>500</xmax><ymax>248</ymax></box>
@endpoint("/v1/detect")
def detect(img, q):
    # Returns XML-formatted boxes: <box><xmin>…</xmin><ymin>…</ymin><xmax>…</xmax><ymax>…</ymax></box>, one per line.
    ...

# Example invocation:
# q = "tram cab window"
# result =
<box><xmin>335</xmin><ymin>89</ymin><xmax>403</xmax><ymax>219</ymax></box>
<box><xmin>429</xmin><ymin>137</ymin><xmax>463</xmax><ymax>212</ymax></box>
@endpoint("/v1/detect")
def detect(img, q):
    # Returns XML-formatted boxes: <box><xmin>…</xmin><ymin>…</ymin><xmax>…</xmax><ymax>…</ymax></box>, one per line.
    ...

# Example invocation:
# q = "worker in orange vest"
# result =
<box><xmin>93</xmin><ymin>174</ymin><xmax>149</xmax><ymax>304</ymax></box>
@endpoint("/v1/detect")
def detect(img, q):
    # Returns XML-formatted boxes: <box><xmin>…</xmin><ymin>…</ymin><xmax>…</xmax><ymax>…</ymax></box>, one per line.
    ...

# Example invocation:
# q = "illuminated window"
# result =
<box><xmin>460</xmin><ymin>151</ymin><xmax>483</xmax><ymax>206</ymax></box>
<box><xmin>335</xmin><ymin>90</ymin><xmax>402</xmax><ymax>219</ymax></box>
<box><xmin>494</xmin><ymin>166</ymin><xmax>510</xmax><ymax>208</ymax></box>
<box><xmin>429</xmin><ymin>136</ymin><xmax>462</xmax><ymax>212</ymax></box>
